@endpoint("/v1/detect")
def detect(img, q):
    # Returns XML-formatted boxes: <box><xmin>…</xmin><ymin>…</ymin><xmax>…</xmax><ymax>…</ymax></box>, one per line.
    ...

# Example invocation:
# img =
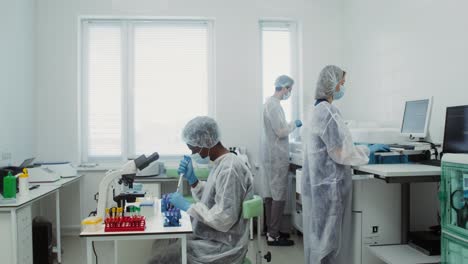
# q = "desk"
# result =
<box><xmin>0</xmin><ymin>185</ymin><xmax>60</xmax><ymax>264</ymax></box>
<box><xmin>80</xmin><ymin>199</ymin><xmax>193</xmax><ymax>264</ymax></box>
<box><xmin>0</xmin><ymin>175</ymin><xmax>84</xmax><ymax>264</ymax></box>
<box><xmin>42</xmin><ymin>175</ymin><xmax>84</xmax><ymax>263</ymax></box>
<box><xmin>352</xmin><ymin>163</ymin><xmax>441</xmax><ymax>263</ymax></box>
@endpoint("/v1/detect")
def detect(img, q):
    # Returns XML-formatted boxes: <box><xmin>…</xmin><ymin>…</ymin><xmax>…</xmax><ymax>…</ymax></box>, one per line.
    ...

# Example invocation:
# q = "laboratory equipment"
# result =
<box><xmin>161</xmin><ymin>193</ymin><xmax>174</xmax><ymax>212</ymax></box>
<box><xmin>104</xmin><ymin>215</ymin><xmax>145</xmax><ymax>232</ymax></box>
<box><xmin>28</xmin><ymin>166</ymin><xmax>60</xmax><ymax>183</ymax></box>
<box><xmin>176</xmin><ymin>156</ymin><xmax>190</xmax><ymax>192</ymax></box>
<box><xmin>400</xmin><ymin>98</ymin><xmax>432</xmax><ymax>139</ymax></box>
<box><xmin>442</xmin><ymin>105</ymin><xmax>468</xmax><ymax>154</ymax></box>
<box><xmin>139</xmin><ymin>199</ymin><xmax>155</xmax><ymax>217</ymax></box>
<box><xmin>441</xmin><ymin>233</ymin><xmax>468</xmax><ymax>264</ymax></box>
<box><xmin>464</xmin><ymin>174</ymin><xmax>468</xmax><ymax>199</ymax></box>
<box><xmin>440</xmin><ymin>153</ymin><xmax>468</xmax><ymax>263</ymax></box>
<box><xmin>388</xmin><ymin>144</ymin><xmax>416</xmax><ymax>150</ymax></box>
<box><xmin>18</xmin><ymin>168</ymin><xmax>29</xmax><ymax>196</ymax></box>
<box><xmin>0</xmin><ymin>170</ymin><xmax>18</xmax><ymax>195</ymax></box>
<box><xmin>418</xmin><ymin>105</ymin><xmax>468</xmax><ymax>167</ymax></box>
<box><xmin>36</xmin><ymin>162</ymin><xmax>77</xmax><ymax>177</ymax></box>
<box><xmin>95</xmin><ymin>152</ymin><xmax>159</xmax><ymax>219</ymax></box>
<box><xmin>163</xmin><ymin>208</ymin><xmax>182</xmax><ymax>227</ymax></box>
<box><xmin>136</xmin><ymin>161</ymin><xmax>163</xmax><ymax>177</ymax></box>
<box><xmin>3</xmin><ymin>171</ymin><xmax>17</xmax><ymax>198</ymax></box>
<box><xmin>176</xmin><ymin>173</ymin><xmax>184</xmax><ymax>193</ymax></box>
<box><xmin>19</xmin><ymin>157</ymin><xmax>35</xmax><ymax>168</ymax></box>
<box><xmin>81</xmin><ymin>216</ymin><xmax>103</xmax><ymax>233</ymax></box>
<box><xmin>450</xmin><ymin>189</ymin><xmax>467</xmax><ymax>227</ymax></box>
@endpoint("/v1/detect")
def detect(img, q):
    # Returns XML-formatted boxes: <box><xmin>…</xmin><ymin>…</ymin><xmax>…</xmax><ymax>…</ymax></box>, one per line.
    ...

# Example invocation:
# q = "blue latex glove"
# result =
<box><xmin>169</xmin><ymin>192</ymin><xmax>191</xmax><ymax>211</ymax></box>
<box><xmin>295</xmin><ymin>120</ymin><xmax>303</xmax><ymax>128</ymax></box>
<box><xmin>177</xmin><ymin>155</ymin><xmax>198</xmax><ymax>185</ymax></box>
<box><xmin>368</xmin><ymin>144</ymin><xmax>390</xmax><ymax>154</ymax></box>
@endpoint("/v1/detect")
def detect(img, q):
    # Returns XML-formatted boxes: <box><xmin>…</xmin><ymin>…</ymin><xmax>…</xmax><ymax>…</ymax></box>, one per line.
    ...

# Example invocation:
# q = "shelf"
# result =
<box><xmin>368</xmin><ymin>244</ymin><xmax>440</xmax><ymax>264</ymax></box>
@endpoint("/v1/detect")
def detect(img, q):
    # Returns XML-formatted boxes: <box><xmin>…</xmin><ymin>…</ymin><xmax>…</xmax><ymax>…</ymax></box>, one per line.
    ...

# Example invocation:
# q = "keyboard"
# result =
<box><xmin>418</xmin><ymin>159</ymin><xmax>441</xmax><ymax>167</ymax></box>
<box><xmin>388</xmin><ymin>144</ymin><xmax>416</xmax><ymax>150</ymax></box>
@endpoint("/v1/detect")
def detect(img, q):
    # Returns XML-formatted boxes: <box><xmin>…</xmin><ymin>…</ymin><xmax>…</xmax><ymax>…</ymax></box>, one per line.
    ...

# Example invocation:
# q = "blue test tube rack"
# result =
<box><xmin>163</xmin><ymin>208</ymin><xmax>182</xmax><ymax>227</ymax></box>
<box><xmin>161</xmin><ymin>194</ymin><xmax>181</xmax><ymax>227</ymax></box>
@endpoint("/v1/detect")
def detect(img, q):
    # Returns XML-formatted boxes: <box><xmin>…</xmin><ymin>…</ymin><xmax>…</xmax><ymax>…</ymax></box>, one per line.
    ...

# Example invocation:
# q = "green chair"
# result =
<box><xmin>242</xmin><ymin>195</ymin><xmax>271</xmax><ymax>264</ymax></box>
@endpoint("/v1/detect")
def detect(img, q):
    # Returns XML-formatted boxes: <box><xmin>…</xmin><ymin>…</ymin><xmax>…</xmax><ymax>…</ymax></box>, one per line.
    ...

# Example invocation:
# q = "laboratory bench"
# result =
<box><xmin>80</xmin><ymin>198</ymin><xmax>193</xmax><ymax>264</ymax></box>
<box><xmin>352</xmin><ymin>163</ymin><xmax>441</xmax><ymax>264</ymax></box>
<box><xmin>290</xmin><ymin>161</ymin><xmax>442</xmax><ymax>264</ymax></box>
<box><xmin>0</xmin><ymin>174</ymin><xmax>84</xmax><ymax>264</ymax></box>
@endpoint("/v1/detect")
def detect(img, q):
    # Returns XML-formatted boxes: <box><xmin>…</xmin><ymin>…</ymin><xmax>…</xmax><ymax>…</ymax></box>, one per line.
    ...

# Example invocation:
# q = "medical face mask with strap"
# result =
<box><xmin>333</xmin><ymin>85</ymin><xmax>346</xmax><ymax>101</ymax></box>
<box><xmin>282</xmin><ymin>88</ymin><xmax>291</xmax><ymax>100</ymax></box>
<box><xmin>190</xmin><ymin>148</ymin><xmax>210</xmax><ymax>164</ymax></box>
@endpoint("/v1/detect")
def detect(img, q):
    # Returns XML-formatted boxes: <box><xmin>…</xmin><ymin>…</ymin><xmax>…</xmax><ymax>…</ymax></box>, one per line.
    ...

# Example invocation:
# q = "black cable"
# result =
<box><xmin>417</xmin><ymin>140</ymin><xmax>440</xmax><ymax>160</ymax></box>
<box><xmin>92</xmin><ymin>241</ymin><xmax>98</xmax><ymax>264</ymax></box>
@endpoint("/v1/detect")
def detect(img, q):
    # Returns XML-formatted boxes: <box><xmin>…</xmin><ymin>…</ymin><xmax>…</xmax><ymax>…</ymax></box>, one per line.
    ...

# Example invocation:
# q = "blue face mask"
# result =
<box><xmin>333</xmin><ymin>86</ymin><xmax>346</xmax><ymax>101</ymax></box>
<box><xmin>190</xmin><ymin>152</ymin><xmax>209</xmax><ymax>164</ymax></box>
<box><xmin>282</xmin><ymin>90</ymin><xmax>291</xmax><ymax>100</ymax></box>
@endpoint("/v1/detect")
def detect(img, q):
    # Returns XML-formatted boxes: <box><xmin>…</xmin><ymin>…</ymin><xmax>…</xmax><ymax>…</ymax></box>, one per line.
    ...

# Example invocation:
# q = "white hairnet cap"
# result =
<box><xmin>182</xmin><ymin>116</ymin><xmax>221</xmax><ymax>148</ymax></box>
<box><xmin>315</xmin><ymin>65</ymin><xmax>345</xmax><ymax>100</ymax></box>
<box><xmin>275</xmin><ymin>75</ymin><xmax>294</xmax><ymax>89</ymax></box>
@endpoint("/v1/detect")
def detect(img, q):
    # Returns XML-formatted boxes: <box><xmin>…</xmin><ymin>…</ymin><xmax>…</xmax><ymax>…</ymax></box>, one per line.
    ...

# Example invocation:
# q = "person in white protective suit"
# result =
<box><xmin>301</xmin><ymin>65</ymin><xmax>389</xmax><ymax>264</ymax></box>
<box><xmin>260</xmin><ymin>75</ymin><xmax>302</xmax><ymax>246</ymax></box>
<box><xmin>147</xmin><ymin>116</ymin><xmax>253</xmax><ymax>264</ymax></box>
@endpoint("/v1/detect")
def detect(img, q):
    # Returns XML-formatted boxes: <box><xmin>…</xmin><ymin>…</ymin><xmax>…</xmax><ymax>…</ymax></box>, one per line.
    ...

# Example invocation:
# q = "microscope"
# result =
<box><xmin>95</xmin><ymin>152</ymin><xmax>159</xmax><ymax>219</ymax></box>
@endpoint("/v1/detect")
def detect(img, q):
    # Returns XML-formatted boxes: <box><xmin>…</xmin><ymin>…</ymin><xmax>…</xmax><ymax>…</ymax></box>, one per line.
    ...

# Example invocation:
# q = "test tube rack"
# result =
<box><xmin>104</xmin><ymin>216</ymin><xmax>146</xmax><ymax>232</ymax></box>
<box><xmin>163</xmin><ymin>209</ymin><xmax>182</xmax><ymax>227</ymax></box>
<box><xmin>161</xmin><ymin>194</ymin><xmax>182</xmax><ymax>227</ymax></box>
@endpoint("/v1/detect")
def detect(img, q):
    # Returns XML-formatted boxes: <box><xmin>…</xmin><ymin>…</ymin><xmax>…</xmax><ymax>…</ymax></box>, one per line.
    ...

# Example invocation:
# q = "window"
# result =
<box><xmin>260</xmin><ymin>21</ymin><xmax>299</xmax><ymax>123</ymax></box>
<box><xmin>81</xmin><ymin>19</ymin><xmax>213</xmax><ymax>161</ymax></box>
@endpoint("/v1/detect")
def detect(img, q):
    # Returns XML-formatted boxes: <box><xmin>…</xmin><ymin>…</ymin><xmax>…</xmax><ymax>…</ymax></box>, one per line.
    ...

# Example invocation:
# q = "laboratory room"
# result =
<box><xmin>3</xmin><ymin>0</ymin><xmax>468</xmax><ymax>264</ymax></box>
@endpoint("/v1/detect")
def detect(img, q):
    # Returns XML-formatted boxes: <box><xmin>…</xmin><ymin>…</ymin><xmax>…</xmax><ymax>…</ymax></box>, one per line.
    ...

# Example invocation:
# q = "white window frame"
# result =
<box><xmin>259</xmin><ymin>20</ymin><xmax>301</xmax><ymax>140</ymax></box>
<box><xmin>78</xmin><ymin>18</ymin><xmax>215</xmax><ymax>162</ymax></box>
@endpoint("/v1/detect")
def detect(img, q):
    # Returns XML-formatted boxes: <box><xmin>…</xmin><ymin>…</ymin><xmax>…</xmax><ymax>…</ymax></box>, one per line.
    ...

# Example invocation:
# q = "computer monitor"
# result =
<box><xmin>400</xmin><ymin>98</ymin><xmax>432</xmax><ymax>139</ymax></box>
<box><xmin>443</xmin><ymin>105</ymin><xmax>468</xmax><ymax>154</ymax></box>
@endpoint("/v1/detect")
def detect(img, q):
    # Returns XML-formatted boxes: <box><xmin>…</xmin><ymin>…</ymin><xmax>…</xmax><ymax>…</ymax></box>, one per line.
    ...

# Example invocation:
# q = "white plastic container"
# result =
<box><xmin>81</xmin><ymin>216</ymin><xmax>103</xmax><ymax>233</ymax></box>
<box><xmin>18</xmin><ymin>169</ymin><xmax>30</xmax><ymax>196</ymax></box>
<box><xmin>139</xmin><ymin>199</ymin><xmax>155</xmax><ymax>218</ymax></box>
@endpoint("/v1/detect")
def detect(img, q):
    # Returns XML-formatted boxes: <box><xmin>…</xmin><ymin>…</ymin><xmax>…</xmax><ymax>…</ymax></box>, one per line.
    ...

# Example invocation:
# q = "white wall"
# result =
<box><xmin>0</xmin><ymin>0</ymin><xmax>35</xmax><ymax>165</ymax></box>
<box><xmin>34</xmin><ymin>0</ymin><xmax>344</xmax><ymax>168</ymax></box>
<box><xmin>341</xmin><ymin>0</ymin><xmax>468</xmax><ymax>143</ymax></box>
<box><xmin>33</xmin><ymin>0</ymin><xmax>345</xmax><ymax>238</ymax></box>
<box><xmin>341</xmin><ymin>0</ymin><xmax>468</xmax><ymax>230</ymax></box>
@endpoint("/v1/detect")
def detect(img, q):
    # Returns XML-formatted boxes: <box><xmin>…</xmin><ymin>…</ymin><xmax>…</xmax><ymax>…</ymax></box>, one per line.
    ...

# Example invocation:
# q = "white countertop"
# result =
<box><xmin>0</xmin><ymin>175</ymin><xmax>84</xmax><ymax>209</ymax></box>
<box><xmin>368</xmin><ymin>244</ymin><xmax>440</xmax><ymax>264</ymax></box>
<box><xmin>80</xmin><ymin>199</ymin><xmax>193</xmax><ymax>237</ymax></box>
<box><xmin>352</xmin><ymin>164</ymin><xmax>441</xmax><ymax>177</ymax></box>
<box><xmin>0</xmin><ymin>184</ymin><xmax>59</xmax><ymax>209</ymax></box>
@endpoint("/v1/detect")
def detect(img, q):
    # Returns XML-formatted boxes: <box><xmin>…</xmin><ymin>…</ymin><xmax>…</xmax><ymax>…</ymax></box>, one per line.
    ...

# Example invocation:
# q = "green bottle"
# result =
<box><xmin>3</xmin><ymin>171</ymin><xmax>17</xmax><ymax>199</ymax></box>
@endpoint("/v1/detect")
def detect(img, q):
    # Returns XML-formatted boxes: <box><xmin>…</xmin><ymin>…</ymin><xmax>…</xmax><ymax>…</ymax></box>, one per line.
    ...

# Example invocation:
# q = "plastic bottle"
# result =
<box><xmin>18</xmin><ymin>168</ymin><xmax>29</xmax><ymax>196</ymax></box>
<box><xmin>3</xmin><ymin>171</ymin><xmax>17</xmax><ymax>198</ymax></box>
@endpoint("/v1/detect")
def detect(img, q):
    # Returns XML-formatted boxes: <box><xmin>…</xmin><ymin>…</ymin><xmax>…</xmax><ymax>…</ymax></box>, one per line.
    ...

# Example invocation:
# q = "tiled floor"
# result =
<box><xmin>60</xmin><ymin>233</ymin><xmax>304</xmax><ymax>264</ymax></box>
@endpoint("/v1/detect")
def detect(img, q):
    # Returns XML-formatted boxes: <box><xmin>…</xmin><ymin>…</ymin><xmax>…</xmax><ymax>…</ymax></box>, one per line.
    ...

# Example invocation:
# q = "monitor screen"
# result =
<box><xmin>401</xmin><ymin>99</ymin><xmax>430</xmax><ymax>135</ymax></box>
<box><xmin>443</xmin><ymin>105</ymin><xmax>468</xmax><ymax>154</ymax></box>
